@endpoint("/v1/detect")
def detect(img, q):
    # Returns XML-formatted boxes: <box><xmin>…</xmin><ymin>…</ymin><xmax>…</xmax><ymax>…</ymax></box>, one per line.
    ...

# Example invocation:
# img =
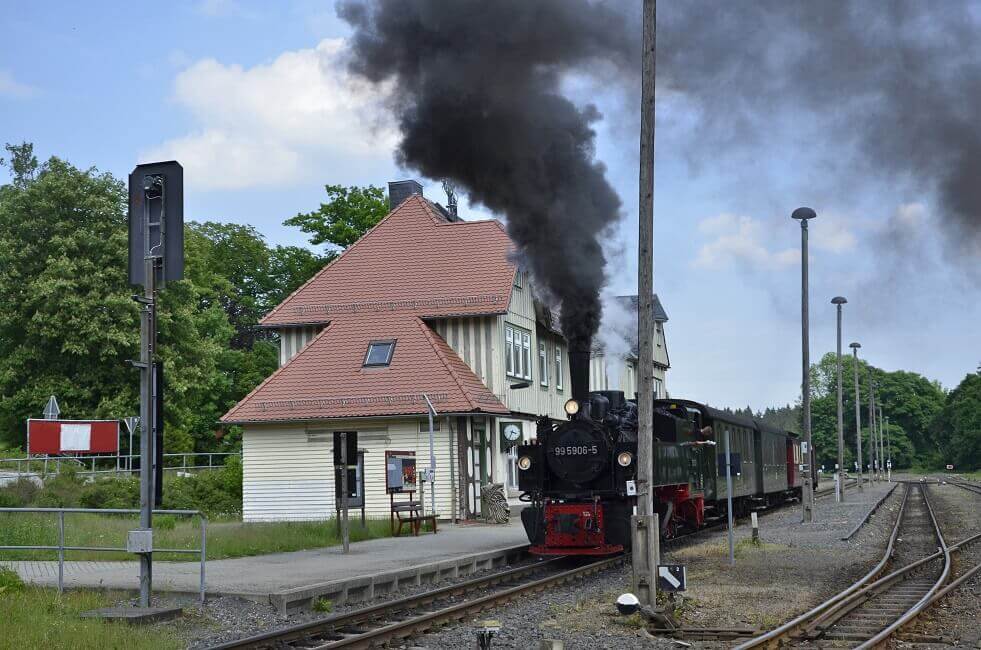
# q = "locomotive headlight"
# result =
<box><xmin>617</xmin><ymin>451</ymin><xmax>633</xmax><ymax>467</ymax></box>
<box><xmin>564</xmin><ymin>399</ymin><xmax>580</xmax><ymax>416</ymax></box>
<box><xmin>517</xmin><ymin>455</ymin><xmax>532</xmax><ymax>471</ymax></box>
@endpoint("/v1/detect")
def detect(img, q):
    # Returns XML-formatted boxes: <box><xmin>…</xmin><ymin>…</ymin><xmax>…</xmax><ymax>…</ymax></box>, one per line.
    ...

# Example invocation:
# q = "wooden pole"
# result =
<box><xmin>633</xmin><ymin>0</ymin><xmax>657</xmax><ymax>609</ymax></box>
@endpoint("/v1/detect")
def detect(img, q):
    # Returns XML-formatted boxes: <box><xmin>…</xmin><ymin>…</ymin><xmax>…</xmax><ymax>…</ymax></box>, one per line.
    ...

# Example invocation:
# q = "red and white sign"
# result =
<box><xmin>27</xmin><ymin>419</ymin><xmax>120</xmax><ymax>455</ymax></box>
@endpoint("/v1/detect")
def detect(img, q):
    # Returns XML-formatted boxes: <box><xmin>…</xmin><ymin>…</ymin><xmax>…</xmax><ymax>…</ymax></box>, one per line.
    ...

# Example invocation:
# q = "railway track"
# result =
<box><xmin>209</xmin><ymin>554</ymin><xmax>623</xmax><ymax>649</ymax></box>
<box><xmin>944</xmin><ymin>476</ymin><xmax>981</xmax><ymax>496</ymax></box>
<box><xmin>736</xmin><ymin>482</ymin><xmax>981</xmax><ymax>649</ymax></box>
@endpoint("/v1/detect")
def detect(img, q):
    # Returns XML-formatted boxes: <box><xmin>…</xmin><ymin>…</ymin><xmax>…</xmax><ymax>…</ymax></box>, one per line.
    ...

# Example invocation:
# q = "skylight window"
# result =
<box><xmin>363</xmin><ymin>340</ymin><xmax>396</xmax><ymax>367</ymax></box>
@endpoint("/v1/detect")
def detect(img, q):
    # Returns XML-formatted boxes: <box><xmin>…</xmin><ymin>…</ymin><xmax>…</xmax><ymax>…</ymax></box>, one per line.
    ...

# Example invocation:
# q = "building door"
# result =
<box><xmin>470</xmin><ymin>418</ymin><xmax>490</xmax><ymax>518</ymax></box>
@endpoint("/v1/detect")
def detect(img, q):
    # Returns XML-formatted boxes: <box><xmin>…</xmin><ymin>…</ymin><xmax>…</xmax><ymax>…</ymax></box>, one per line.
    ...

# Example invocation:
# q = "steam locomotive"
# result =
<box><xmin>517</xmin><ymin>382</ymin><xmax>814</xmax><ymax>555</ymax></box>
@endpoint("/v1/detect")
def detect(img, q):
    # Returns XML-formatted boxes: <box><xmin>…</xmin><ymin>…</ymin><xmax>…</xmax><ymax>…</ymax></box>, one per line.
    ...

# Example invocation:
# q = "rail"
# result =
<box><xmin>0</xmin><ymin>451</ymin><xmax>239</xmax><ymax>479</ymax></box>
<box><xmin>0</xmin><ymin>507</ymin><xmax>207</xmax><ymax>603</ymax></box>
<box><xmin>855</xmin><ymin>484</ymin><xmax>950</xmax><ymax>648</ymax></box>
<box><xmin>734</xmin><ymin>483</ymin><xmax>911</xmax><ymax>649</ymax></box>
<box><xmin>212</xmin><ymin>555</ymin><xmax>623</xmax><ymax>649</ymax></box>
<box><xmin>737</xmin><ymin>483</ymin><xmax>981</xmax><ymax>648</ymax></box>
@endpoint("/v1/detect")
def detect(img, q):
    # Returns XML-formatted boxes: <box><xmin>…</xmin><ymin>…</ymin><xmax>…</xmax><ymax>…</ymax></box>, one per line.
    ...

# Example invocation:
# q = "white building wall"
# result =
<box><xmin>277</xmin><ymin>326</ymin><xmax>324</xmax><ymax>366</ymax></box>
<box><xmin>242</xmin><ymin>417</ymin><xmax>459</xmax><ymax>522</ymax></box>
<box><xmin>242</xmin><ymin>426</ymin><xmax>334</xmax><ymax>522</ymax></box>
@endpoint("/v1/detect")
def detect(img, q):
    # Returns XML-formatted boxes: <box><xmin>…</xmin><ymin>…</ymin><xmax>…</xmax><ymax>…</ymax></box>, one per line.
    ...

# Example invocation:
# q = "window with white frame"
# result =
<box><xmin>555</xmin><ymin>344</ymin><xmax>564</xmax><ymax>391</ymax></box>
<box><xmin>654</xmin><ymin>377</ymin><xmax>663</xmax><ymax>399</ymax></box>
<box><xmin>539</xmin><ymin>341</ymin><xmax>548</xmax><ymax>386</ymax></box>
<box><xmin>506</xmin><ymin>445</ymin><xmax>519</xmax><ymax>490</ymax></box>
<box><xmin>505</xmin><ymin>324</ymin><xmax>532</xmax><ymax>380</ymax></box>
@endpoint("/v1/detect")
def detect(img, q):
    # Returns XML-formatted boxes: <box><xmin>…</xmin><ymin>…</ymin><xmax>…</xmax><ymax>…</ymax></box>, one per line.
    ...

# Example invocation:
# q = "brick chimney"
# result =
<box><xmin>388</xmin><ymin>179</ymin><xmax>423</xmax><ymax>210</ymax></box>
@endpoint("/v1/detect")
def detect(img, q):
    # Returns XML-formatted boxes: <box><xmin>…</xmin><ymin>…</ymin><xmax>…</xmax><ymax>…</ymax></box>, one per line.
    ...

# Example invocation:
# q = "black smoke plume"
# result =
<box><xmin>659</xmin><ymin>0</ymin><xmax>981</xmax><ymax>262</ymax></box>
<box><xmin>337</xmin><ymin>0</ymin><xmax>635</xmax><ymax>350</ymax></box>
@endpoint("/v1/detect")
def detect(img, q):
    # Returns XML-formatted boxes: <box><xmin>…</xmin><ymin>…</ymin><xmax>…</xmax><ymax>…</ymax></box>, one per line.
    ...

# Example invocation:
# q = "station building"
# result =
<box><xmin>221</xmin><ymin>181</ymin><xmax>669</xmax><ymax>522</ymax></box>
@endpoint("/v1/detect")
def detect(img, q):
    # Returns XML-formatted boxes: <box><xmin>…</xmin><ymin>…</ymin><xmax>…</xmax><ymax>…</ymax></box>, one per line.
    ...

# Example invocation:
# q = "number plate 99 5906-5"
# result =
<box><xmin>553</xmin><ymin>445</ymin><xmax>598</xmax><ymax>456</ymax></box>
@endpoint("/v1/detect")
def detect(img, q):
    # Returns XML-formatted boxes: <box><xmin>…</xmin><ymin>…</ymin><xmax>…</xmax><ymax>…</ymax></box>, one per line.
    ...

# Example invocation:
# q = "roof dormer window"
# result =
<box><xmin>363</xmin><ymin>340</ymin><xmax>396</xmax><ymax>367</ymax></box>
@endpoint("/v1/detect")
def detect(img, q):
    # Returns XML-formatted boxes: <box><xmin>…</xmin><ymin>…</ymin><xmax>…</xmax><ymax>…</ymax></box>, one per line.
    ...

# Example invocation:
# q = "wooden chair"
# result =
<box><xmin>389</xmin><ymin>490</ymin><xmax>438</xmax><ymax>537</ymax></box>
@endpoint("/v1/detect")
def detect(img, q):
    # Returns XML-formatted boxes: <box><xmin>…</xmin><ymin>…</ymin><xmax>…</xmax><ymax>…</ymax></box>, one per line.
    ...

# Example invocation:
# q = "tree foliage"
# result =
<box><xmin>284</xmin><ymin>184</ymin><xmax>389</xmax><ymax>250</ymax></box>
<box><xmin>932</xmin><ymin>371</ymin><xmax>981</xmax><ymax>469</ymax></box>
<box><xmin>0</xmin><ymin>149</ymin><xmax>327</xmax><ymax>452</ymax></box>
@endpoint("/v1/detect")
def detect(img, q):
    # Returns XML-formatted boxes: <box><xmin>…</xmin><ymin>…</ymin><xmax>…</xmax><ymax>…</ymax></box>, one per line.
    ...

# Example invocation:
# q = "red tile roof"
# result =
<box><xmin>222</xmin><ymin>313</ymin><xmax>509</xmax><ymax>423</ymax></box>
<box><xmin>261</xmin><ymin>195</ymin><xmax>516</xmax><ymax>326</ymax></box>
<box><xmin>222</xmin><ymin>195</ymin><xmax>514</xmax><ymax>423</ymax></box>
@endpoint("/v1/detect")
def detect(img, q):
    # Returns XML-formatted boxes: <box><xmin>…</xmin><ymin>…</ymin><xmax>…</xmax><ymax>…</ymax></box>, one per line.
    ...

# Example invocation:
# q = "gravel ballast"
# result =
<box><xmin>899</xmin><ymin>480</ymin><xmax>981</xmax><ymax>649</ymax></box>
<box><xmin>139</xmin><ymin>481</ymin><xmax>914</xmax><ymax>649</ymax></box>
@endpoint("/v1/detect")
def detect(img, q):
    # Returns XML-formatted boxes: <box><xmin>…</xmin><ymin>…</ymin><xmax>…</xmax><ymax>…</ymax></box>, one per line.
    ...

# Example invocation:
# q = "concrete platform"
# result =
<box><xmin>80</xmin><ymin>606</ymin><xmax>183</xmax><ymax>624</ymax></box>
<box><xmin>1</xmin><ymin>520</ymin><xmax>528</xmax><ymax>611</ymax></box>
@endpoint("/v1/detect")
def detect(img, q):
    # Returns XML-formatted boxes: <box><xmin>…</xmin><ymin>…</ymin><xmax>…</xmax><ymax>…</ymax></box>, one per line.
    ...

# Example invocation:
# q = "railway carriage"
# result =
<box><xmin>518</xmin><ymin>393</ymin><xmax>815</xmax><ymax>556</ymax></box>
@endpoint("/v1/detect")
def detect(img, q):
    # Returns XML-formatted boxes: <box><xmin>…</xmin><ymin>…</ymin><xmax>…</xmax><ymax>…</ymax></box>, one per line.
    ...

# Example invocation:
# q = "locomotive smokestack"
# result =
<box><xmin>568</xmin><ymin>345</ymin><xmax>592</xmax><ymax>402</ymax></box>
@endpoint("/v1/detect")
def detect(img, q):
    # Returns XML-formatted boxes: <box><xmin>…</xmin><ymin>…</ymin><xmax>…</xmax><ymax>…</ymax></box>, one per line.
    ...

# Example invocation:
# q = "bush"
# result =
<box><xmin>0</xmin><ymin>567</ymin><xmax>25</xmax><ymax>595</ymax></box>
<box><xmin>79</xmin><ymin>477</ymin><xmax>139</xmax><ymax>510</ymax></box>
<box><xmin>2</xmin><ymin>477</ymin><xmax>40</xmax><ymax>506</ymax></box>
<box><xmin>0</xmin><ymin>491</ymin><xmax>21</xmax><ymax>508</ymax></box>
<box><xmin>154</xmin><ymin>514</ymin><xmax>177</xmax><ymax>530</ymax></box>
<box><xmin>162</xmin><ymin>456</ymin><xmax>242</xmax><ymax>517</ymax></box>
<box><xmin>32</xmin><ymin>467</ymin><xmax>84</xmax><ymax>508</ymax></box>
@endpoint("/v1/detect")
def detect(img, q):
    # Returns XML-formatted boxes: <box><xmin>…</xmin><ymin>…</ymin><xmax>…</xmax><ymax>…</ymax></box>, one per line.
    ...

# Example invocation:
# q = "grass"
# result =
<box><xmin>0</xmin><ymin>512</ymin><xmax>397</xmax><ymax>561</ymax></box>
<box><xmin>0</xmin><ymin>568</ymin><xmax>180</xmax><ymax>649</ymax></box>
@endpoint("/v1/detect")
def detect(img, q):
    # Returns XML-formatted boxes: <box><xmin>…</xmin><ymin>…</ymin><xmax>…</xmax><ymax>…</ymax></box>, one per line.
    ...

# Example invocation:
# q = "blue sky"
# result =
<box><xmin>2</xmin><ymin>1</ymin><xmax>978</xmax><ymax>410</ymax></box>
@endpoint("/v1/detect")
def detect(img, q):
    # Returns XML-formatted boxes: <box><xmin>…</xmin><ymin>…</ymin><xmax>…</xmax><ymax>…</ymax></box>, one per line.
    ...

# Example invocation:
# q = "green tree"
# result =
<box><xmin>804</xmin><ymin>352</ymin><xmax>945</xmax><ymax>470</ymax></box>
<box><xmin>0</xmin><ymin>150</ymin><xmax>304</xmax><ymax>453</ymax></box>
<box><xmin>932</xmin><ymin>372</ymin><xmax>981</xmax><ymax>470</ymax></box>
<box><xmin>0</xmin><ymin>156</ymin><xmax>137</xmax><ymax>445</ymax></box>
<box><xmin>284</xmin><ymin>184</ymin><xmax>389</xmax><ymax>250</ymax></box>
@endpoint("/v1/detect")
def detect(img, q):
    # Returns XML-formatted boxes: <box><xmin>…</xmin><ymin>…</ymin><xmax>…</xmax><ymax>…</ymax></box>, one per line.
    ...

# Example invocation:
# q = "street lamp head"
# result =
<box><xmin>849</xmin><ymin>341</ymin><xmax>861</xmax><ymax>349</ymax></box>
<box><xmin>792</xmin><ymin>207</ymin><xmax>817</xmax><ymax>221</ymax></box>
<box><xmin>832</xmin><ymin>296</ymin><xmax>847</xmax><ymax>305</ymax></box>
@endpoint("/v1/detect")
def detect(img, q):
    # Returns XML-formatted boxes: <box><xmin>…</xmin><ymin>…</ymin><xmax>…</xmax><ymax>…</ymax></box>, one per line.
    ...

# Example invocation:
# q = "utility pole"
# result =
<box><xmin>849</xmin><ymin>342</ymin><xmax>864</xmax><ymax>491</ymax></box>
<box><xmin>633</xmin><ymin>0</ymin><xmax>657</xmax><ymax>610</ymax></box>
<box><xmin>792</xmin><ymin>207</ymin><xmax>817</xmax><ymax>522</ymax></box>
<box><xmin>832</xmin><ymin>297</ymin><xmax>847</xmax><ymax>502</ymax></box>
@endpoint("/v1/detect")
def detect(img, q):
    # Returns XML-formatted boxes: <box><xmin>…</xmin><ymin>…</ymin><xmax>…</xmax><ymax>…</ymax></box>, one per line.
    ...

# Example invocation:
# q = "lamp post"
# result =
<box><xmin>885</xmin><ymin>415</ymin><xmax>891</xmax><ymax>481</ymax></box>
<box><xmin>879</xmin><ymin>405</ymin><xmax>886</xmax><ymax>482</ymax></box>
<box><xmin>849</xmin><ymin>342</ymin><xmax>864</xmax><ymax>491</ymax></box>
<box><xmin>869</xmin><ymin>377</ymin><xmax>878</xmax><ymax>480</ymax></box>
<box><xmin>832</xmin><ymin>297</ymin><xmax>847</xmax><ymax>502</ymax></box>
<box><xmin>792</xmin><ymin>207</ymin><xmax>817</xmax><ymax>522</ymax></box>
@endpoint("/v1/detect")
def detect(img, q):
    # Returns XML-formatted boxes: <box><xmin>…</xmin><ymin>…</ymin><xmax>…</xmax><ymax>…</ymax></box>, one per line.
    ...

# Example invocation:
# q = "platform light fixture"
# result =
<box><xmin>831</xmin><ymin>296</ymin><xmax>847</xmax><ymax>503</ymax></box>
<box><xmin>792</xmin><ymin>207</ymin><xmax>817</xmax><ymax>522</ymax></box>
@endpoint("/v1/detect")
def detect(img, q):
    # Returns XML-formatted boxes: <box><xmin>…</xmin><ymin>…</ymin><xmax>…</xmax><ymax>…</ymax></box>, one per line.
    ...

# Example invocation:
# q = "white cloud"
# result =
<box><xmin>0</xmin><ymin>70</ymin><xmax>36</xmax><ymax>98</ymax></box>
<box><xmin>197</xmin><ymin>0</ymin><xmax>237</xmax><ymax>16</ymax></box>
<box><xmin>693</xmin><ymin>213</ymin><xmax>799</xmax><ymax>270</ymax></box>
<box><xmin>693</xmin><ymin>210</ymin><xmax>858</xmax><ymax>271</ymax></box>
<box><xmin>810</xmin><ymin>212</ymin><xmax>858</xmax><ymax>253</ymax></box>
<box><xmin>142</xmin><ymin>39</ymin><xmax>397</xmax><ymax>191</ymax></box>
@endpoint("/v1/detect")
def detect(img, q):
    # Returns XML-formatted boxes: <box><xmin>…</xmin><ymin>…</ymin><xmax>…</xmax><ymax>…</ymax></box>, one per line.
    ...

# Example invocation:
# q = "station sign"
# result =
<box><xmin>27</xmin><ymin>419</ymin><xmax>120</xmax><ymax>455</ymax></box>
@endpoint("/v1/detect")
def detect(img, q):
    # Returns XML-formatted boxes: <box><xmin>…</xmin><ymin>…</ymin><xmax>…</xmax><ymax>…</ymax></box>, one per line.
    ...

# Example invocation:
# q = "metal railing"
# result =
<box><xmin>0</xmin><ymin>451</ymin><xmax>239</xmax><ymax>479</ymax></box>
<box><xmin>0</xmin><ymin>507</ymin><xmax>207</xmax><ymax>603</ymax></box>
